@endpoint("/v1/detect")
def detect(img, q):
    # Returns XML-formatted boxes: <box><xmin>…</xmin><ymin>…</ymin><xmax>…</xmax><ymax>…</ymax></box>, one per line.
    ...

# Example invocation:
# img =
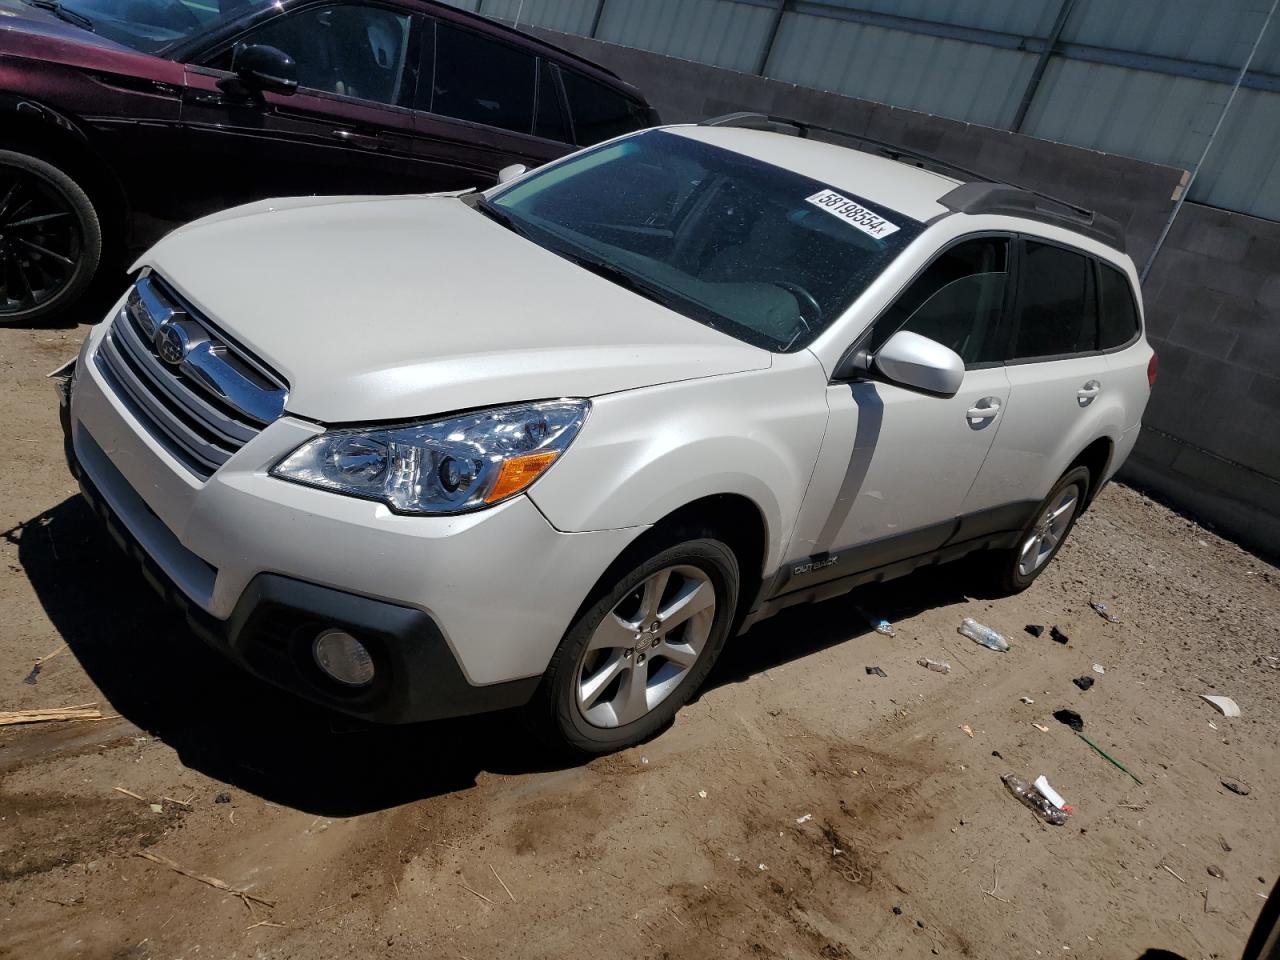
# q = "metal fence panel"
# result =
<box><xmin>596</xmin><ymin>0</ymin><xmax>778</xmax><ymax>74</ymax></box>
<box><xmin>1194</xmin><ymin>86</ymin><xmax>1280</xmax><ymax>219</ymax></box>
<box><xmin>480</xmin><ymin>0</ymin><xmax>600</xmax><ymax>34</ymax></box>
<box><xmin>766</xmin><ymin>10</ymin><xmax>1037</xmax><ymax>128</ymax></box>
<box><xmin>813</xmin><ymin>0</ymin><xmax>1061</xmax><ymax>36</ymax></box>
<box><xmin>1023</xmin><ymin>58</ymin><xmax>1223</xmax><ymax>172</ymax></box>
<box><xmin>1065</xmin><ymin>0</ymin><xmax>1271</xmax><ymax>67</ymax></box>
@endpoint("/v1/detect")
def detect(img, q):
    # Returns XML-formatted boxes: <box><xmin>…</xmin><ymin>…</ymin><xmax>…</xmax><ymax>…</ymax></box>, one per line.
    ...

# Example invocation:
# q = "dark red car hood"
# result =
<box><xmin>0</xmin><ymin>0</ymin><xmax>135</xmax><ymax>52</ymax></box>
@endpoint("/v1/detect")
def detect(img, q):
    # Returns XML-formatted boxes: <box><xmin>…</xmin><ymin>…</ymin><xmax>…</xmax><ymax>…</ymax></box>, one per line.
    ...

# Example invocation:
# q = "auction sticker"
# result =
<box><xmin>806</xmin><ymin>189</ymin><xmax>899</xmax><ymax>239</ymax></box>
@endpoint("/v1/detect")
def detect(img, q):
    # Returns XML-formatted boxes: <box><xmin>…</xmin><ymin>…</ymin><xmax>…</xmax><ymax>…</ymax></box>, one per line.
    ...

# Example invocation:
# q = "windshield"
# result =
<box><xmin>29</xmin><ymin>0</ymin><xmax>275</xmax><ymax>53</ymax></box>
<box><xmin>488</xmin><ymin>129</ymin><xmax>922</xmax><ymax>352</ymax></box>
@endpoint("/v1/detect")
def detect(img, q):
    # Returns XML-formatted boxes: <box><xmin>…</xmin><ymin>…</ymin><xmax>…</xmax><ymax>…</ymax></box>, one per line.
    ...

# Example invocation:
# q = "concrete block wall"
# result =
<box><xmin>534</xmin><ymin>31</ymin><xmax>1279</xmax><ymax>557</ymax></box>
<box><xmin>1127</xmin><ymin>203</ymin><xmax>1280</xmax><ymax>557</ymax></box>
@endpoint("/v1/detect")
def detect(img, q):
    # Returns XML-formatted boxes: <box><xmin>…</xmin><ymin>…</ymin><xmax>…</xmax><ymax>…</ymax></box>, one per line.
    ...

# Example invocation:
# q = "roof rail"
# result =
<box><xmin>698</xmin><ymin>112</ymin><xmax>1125</xmax><ymax>251</ymax></box>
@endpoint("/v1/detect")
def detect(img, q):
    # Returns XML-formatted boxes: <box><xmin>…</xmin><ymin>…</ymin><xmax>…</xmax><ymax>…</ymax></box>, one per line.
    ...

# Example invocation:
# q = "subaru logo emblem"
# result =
<box><xmin>154</xmin><ymin>322</ymin><xmax>188</xmax><ymax>366</ymax></box>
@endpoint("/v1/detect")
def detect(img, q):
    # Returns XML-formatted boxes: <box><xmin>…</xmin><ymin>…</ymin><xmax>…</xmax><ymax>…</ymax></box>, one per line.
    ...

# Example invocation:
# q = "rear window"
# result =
<box><xmin>1011</xmin><ymin>241</ymin><xmax>1098</xmax><ymax>359</ymax></box>
<box><xmin>430</xmin><ymin>23</ymin><xmax>535</xmax><ymax>134</ymax></box>
<box><xmin>561</xmin><ymin>70</ymin><xmax>649</xmax><ymax>145</ymax></box>
<box><xmin>1097</xmin><ymin>263</ymin><xmax>1140</xmax><ymax>349</ymax></box>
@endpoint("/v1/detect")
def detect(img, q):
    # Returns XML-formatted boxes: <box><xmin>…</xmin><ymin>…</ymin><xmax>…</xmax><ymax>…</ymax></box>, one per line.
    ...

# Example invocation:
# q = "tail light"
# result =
<box><xmin>1147</xmin><ymin>351</ymin><xmax>1159</xmax><ymax>388</ymax></box>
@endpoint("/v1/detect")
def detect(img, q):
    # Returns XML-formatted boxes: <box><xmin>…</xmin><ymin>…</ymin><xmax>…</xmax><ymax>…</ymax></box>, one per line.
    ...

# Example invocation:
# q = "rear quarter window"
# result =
<box><xmin>560</xmin><ymin>70</ymin><xmax>650</xmax><ymax>145</ymax></box>
<box><xmin>1097</xmin><ymin>262</ymin><xmax>1141</xmax><ymax>349</ymax></box>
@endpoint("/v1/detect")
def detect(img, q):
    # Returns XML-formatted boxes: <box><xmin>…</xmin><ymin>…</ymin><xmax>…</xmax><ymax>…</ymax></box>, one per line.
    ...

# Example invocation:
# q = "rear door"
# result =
<box><xmin>410</xmin><ymin>18</ymin><xmax>572</xmax><ymax>189</ymax></box>
<box><xmin>784</xmin><ymin>235</ymin><xmax>1014</xmax><ymax>585</ymax></box>
<box><xmin>178</xmin><ymin>1</ymin><xmax>424</xmax><ymax>220</ymax></box>
<box><xmin>966</xmin><ymin>237</ymin><xmax>1110</xmax><ymax>512</ymax></box>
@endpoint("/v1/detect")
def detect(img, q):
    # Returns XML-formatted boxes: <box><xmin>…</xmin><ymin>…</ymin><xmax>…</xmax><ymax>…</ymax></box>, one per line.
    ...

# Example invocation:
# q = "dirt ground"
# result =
<box><xmin>1</xmin><ymin>316</ymin><xmax>1278</xmax><ymax>960</ymax></box>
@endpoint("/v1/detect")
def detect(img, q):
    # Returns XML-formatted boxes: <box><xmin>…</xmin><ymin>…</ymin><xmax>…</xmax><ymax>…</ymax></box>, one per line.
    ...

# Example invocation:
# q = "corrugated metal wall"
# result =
<box><xmin>441</xmin><ymin>0</ymin><xmax>1280</xmax><ymax>221</ymax></box>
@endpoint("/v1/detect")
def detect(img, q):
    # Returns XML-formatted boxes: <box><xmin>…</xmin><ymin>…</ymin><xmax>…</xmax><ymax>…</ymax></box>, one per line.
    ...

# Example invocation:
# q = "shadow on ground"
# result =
<box><xmin>13</xmin><ymin>495</ymin><xmax>974</xmax><ymax>817</ymax></box>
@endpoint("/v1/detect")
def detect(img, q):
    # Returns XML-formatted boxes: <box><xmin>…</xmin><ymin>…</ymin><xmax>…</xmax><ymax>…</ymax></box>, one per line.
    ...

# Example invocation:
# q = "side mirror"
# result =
<box><xmin>497</xmin><ymin>163</ymin><xmax>528</xmax><ymax>184</ymax></box>
<box><xmin>220</xmin><ymin>44</ymin><xmax>298</xmax><ymax>97</ymax></box>
<box><xmin>871</xmin><ymin>330</ymin><xmax>965</xmax><ymax>398</ymax></box>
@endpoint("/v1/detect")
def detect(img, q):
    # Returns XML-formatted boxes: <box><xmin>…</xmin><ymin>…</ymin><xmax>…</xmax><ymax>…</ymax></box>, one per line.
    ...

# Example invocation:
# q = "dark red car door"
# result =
<box><xmin>175</xmin><ymin>1</ymin><xmax>427</xmax><ymax>222</ymax></box>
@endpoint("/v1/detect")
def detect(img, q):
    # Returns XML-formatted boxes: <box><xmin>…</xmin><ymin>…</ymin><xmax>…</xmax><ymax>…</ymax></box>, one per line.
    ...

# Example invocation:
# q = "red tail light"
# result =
<box><xmin>1147</xmin><ymin>351</ymin><xmax>1159</xmax><ymax>388</ymax></box>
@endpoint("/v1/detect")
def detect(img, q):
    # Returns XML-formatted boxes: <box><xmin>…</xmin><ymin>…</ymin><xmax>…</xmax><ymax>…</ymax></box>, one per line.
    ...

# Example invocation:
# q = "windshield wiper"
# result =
<box><xmin>474</xmin><ymin>197</ymin><xmax>532</xmax><ymax>240</ymax></box>
<box><xmin>560</xmin><ymin>252</ymin><xmax>674</xmax><ymax>308</ymax></box>
<box><xmin>474</xmin><ymin>199</ymin><xmax>672</xmax><ymax>309</ymax></box>
<box><xmin>24</xmin><ymin>0</ymin><xmax>94</xmax><ymax>29</ymax></box>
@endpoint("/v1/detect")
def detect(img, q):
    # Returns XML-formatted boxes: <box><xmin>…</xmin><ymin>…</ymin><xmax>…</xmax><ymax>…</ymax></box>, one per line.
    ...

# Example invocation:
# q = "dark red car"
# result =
<box><xmin>0</xmin><ymin>0</ymin><xmax>656</xmax><ymax>323</ymax></box>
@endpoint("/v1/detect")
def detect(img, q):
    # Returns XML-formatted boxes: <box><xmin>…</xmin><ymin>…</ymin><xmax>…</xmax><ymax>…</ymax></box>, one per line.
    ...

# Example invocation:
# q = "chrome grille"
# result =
<box><xmin>95</xmin><ymin>273</ymin><xmax>288</xmax><ymax>478</ymax></box>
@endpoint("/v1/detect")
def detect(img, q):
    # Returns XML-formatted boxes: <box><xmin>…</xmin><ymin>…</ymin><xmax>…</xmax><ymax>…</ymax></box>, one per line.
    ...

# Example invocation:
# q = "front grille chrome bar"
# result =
<box><xmin>96</xmin><ymin>273</ymin><xmax>289</xmax><ymax>479</ymax></box>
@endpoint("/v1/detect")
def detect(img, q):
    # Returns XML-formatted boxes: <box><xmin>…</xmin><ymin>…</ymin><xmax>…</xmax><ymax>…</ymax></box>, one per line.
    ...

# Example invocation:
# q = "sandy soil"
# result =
<box><xmin>1</xmin><ymin>317</ymin><xmax>1277</xmax><ymax>960</ymax></box>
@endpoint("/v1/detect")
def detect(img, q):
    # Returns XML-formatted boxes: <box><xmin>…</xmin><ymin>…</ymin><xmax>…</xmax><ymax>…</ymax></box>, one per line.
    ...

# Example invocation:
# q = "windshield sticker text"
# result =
<box><xmin>806</xmin><ymin>190</ymin><xmax>899</xmax><ymax>239</ymax></box>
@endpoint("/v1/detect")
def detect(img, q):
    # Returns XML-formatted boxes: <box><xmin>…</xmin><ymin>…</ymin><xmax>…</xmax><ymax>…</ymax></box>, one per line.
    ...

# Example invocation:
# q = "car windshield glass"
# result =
<box><xmin>33</xmin><ymin>0</ymin><xmax>275</xmax><ymax>53</ymax></box>
<box><xmin>487</xmin><ymin>129</ymin><xmax>922</xmax><ymax>352</ymax></box>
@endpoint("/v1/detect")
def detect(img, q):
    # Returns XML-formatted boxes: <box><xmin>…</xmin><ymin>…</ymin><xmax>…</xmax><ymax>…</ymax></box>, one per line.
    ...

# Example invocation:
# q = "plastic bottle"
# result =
<box><xmin>874</xmin><ymin>619</ymin><xmax>895</xmax><ymax>637</ymax></box>
<box><xmin>958</xmin><ymin>618</ymin><xmax>1010</xmax><ymax>652</ymax></box>
<box><xmin>1001</xmin><ymin>773</ymin><xmax>1069</xmax><ymax>825</ymax></box>
<box><xmin>917</xmin><ymin>657</ymin><xmax>951</xmax><ymax>674</ymax></box>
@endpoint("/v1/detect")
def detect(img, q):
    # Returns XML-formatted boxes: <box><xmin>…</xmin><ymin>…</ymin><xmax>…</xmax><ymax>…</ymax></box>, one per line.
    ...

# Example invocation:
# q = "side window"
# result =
<box><xmin>1097</xmin><ymin>262</ymin><xmax>1140</xmax><ymax>349</ymax></box>
<box><xmin>560</xmin><ymin>69</ymin><xmax>648</xmax><ymax>145</ymax></box>
<box><xmin>533</xmin><ymin>61</ymin><xmax>569</xmax><ymax>142</ymax></box>
<box><xmin>217</xmin><ymin>5</ymin><xmax>412</xmax><ymax>106</ymax></box>
<box><xmin>870</xmin><ymin>237</ymin><xmax>1010</xmax><ymax>367</ymax></box>
<box><xmin>1011</xmin><ymin>241</ymin><xmax>1098</xmax><ymax>359</ymax></box>
<box><xmin>428</xmin><ymin>23</ymin><xmax>535</xmax><ymax>134</ymax></box>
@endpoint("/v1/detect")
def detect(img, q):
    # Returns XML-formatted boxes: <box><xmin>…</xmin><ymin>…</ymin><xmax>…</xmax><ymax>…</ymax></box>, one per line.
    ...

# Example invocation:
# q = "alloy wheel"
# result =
<box><xmin>1018</xmin><ymin>486</ymin><xmax>1079</xmax><ymax>576</ymax></box>
<box><xmin>0</xmin><ymin>166</ymin><xmax>83</xmax><ymax>316</ymax></box>
<box><xmin>575</xmin><ymin>564</ymin><xmax>716</xmax><ymax>728</ymax></box>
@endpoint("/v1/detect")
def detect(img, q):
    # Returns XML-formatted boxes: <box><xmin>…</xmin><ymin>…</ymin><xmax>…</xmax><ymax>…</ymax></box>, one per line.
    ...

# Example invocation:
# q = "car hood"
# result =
<box><xmin>139</xmin><ymin>195</ymin><xmax>772</xmax><ymax>423</ymax></box>
<box><xmin>0</xmin><ymin>0</ymin><xmax>136</xmax><ymax>52</ymax></box>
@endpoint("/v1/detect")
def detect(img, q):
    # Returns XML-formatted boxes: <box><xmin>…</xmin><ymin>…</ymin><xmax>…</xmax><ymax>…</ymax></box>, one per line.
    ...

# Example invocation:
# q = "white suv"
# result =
<box><xmin>56</xmin><ymin>113</ymin><xmax>1154</xmax><ymax>753</ymax></box>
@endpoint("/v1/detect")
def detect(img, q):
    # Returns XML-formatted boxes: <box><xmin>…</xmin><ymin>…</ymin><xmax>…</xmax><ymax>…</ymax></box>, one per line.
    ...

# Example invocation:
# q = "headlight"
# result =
<box><xmin>271</xmin><ymin>400</ymin><xmax>588</xmax><ymax>515</ymax></box>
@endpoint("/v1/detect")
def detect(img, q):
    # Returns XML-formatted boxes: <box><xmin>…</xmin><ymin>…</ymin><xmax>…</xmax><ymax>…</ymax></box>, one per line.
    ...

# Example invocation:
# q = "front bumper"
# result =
<box><xmin>58</xmin><ymin>320</ymin><xmax>643</xmax><ymax>723</ymax></box>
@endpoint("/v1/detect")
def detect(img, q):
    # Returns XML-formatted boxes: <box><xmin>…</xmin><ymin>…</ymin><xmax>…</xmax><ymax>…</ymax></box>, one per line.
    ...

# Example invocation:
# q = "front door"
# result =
<box><xmin>784</xmin><ymin>235</ymin><xmax>1015</xmax><ymax>589</ymax></box>
<box><xmin>176</xmin><ymin>2</ymin><xmax>425</xmax><ymax>224</ymax></box>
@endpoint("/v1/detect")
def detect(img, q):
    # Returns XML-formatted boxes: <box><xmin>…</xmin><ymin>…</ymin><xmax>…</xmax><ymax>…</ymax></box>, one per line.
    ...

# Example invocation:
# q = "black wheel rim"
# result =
<box><xmin>0</xmin><ymin>166</ymin><xmax>83</xmax><ymax>316</ymax></box>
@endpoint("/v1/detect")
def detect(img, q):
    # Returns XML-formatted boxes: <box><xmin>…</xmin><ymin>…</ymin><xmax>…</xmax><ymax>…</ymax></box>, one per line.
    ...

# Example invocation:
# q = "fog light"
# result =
<box><xmin>313</xmin><ymin>629</ymin><xmax>375</xmax><ymax>687</ymax></box>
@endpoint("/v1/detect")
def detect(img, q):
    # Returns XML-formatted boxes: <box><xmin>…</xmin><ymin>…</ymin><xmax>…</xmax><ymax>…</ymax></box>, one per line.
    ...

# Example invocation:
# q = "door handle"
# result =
<box><xmin>1077</xmin><ymin>380</ymin><xmax>1101</xmax><ymax>406</ymax></box>
<box><xmin>331</xmin><ymin>128</ymin><xmax>381</xmax><ymax>150</ymax></box>
<box><xmin>966</xmin><ymin>397</ymin><xmax>1002</xmax><ymax>420</ymax></box>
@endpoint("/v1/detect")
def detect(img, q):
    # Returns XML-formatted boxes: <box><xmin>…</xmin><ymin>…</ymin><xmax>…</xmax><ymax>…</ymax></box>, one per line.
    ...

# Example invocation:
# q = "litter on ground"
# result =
<box><xmin>1089</xmin><ymin>601</ymin><xmax>1121</xmax><ymax>623</ymax></box>
<box><xmin>1199</xmin><ymin>695</ymin><xmax>1241</xmax><ymax>717</ymax></box>
<box><xmin>959</xmin><ymin>618</ymin><xmax>1009</xmax><ymax>652</ymax></box>
<box><xmin>1002</xmin><ymin>773</ymin><xmax>1069</xmax><ymax>825</ymax></box>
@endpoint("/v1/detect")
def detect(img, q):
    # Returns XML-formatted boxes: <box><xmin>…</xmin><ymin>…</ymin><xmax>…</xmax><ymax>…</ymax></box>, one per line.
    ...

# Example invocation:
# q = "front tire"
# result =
<box><xmin>532</xmin><ymin>533</ymin><xmax>740</xmax><ymax>755</ymax></box>
<box><xmin>0</xmin><ymin>149</ymin><xmax>103</xmax><ymax>326</ymax></box>
<box><xmin>987</xmin><ymin>466</ymin><xmax>1090</xmax><ymax>595</ymax></box>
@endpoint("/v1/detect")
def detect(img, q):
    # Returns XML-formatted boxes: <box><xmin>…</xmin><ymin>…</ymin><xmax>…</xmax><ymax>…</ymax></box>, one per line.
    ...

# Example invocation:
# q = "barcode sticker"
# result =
<box><xmin>805</xmin><ymin>189</ymin><xmax>899</xmax><ymax>239</ymax></box>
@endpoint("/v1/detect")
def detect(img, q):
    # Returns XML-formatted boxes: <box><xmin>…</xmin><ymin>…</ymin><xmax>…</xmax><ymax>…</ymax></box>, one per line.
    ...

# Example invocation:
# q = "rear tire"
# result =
<box><xmin>0</xmin><ymin>149</ymin><xmax>103</xmax><ymax>326</ymax></box>
<box><xmin>530</xmin><ymin>531</ymin><xmax>739</xmax><ymax>755</ymax></box>
<box><xmin>986</xmin><ymin>466</ymin><xmax>1090</xmax><ymax>595</ymax></box>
